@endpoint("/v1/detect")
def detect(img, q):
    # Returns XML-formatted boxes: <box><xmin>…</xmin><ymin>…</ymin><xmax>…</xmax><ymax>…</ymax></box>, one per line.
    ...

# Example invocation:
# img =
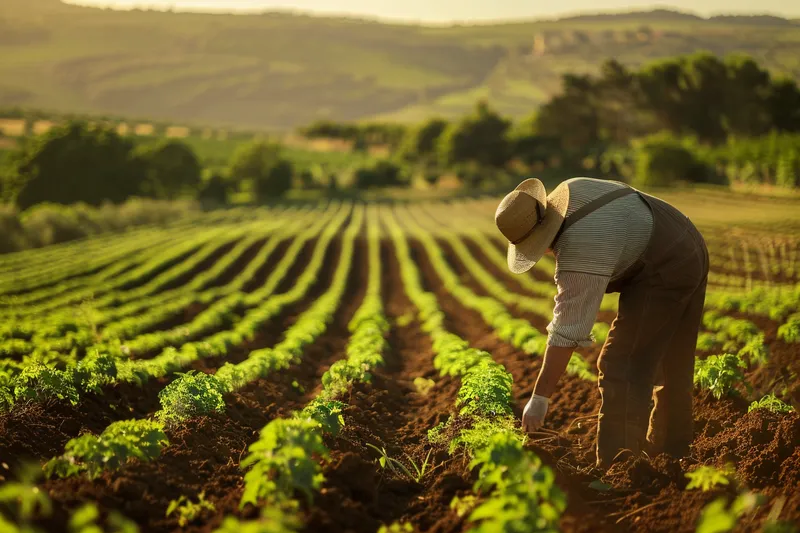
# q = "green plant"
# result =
<box><xmin>366</xmin><ymin>443</ymin><xmax>433</xmax><ymax>483</ymax></box>
<box><xmin>566</xmin><ymin>353</ymin><xmax>596</xmax><ymax>381</ymax></box>
<box><xmin>685</xmin><ymin>465</ymin><xmax>735</xmax><ymax>491</ymax></box>
<box><xmin>696</xmin><ymin>491</ymin><xmax>766</xmax><ymax>533</ymax></box>
<box><xmin>44</xmin><ymin>419</ymin><xmax>168</xmax><ymax>479</ymax></box>
<box><xmin>166</xmin><ymin>491</ymin><xmax>216</xmax><ymax>527</ymax></box>
<box><xmin>693</xmin><ymin>353</ymin><xmax>748</xmax><ymax>399</ymax></box>
<box><xmin>465</xmin><ymin>432</ymin><xmax>566</xmax><ymax>533</ymax></box>
<box><xmin>748</xmin><ymin>394</ymin><xmax>795</xmax><ymax>414</ymax></box>
<box><xmin>212</xmin><ymin>500</ymin><xmax>302</xmax><ymax>533</ymax></box>
<box><xmin>67</xmin><ymin>503</ymin><xmax>139</xmax><ymax>533</ymax></box>
<box><xmin>450</xmin><ymin>495</ymin><xmax>478</xmax><ymax>518</ymax></box>
<box><xmin>413</xmin><ymin>377</ymin><xmax>435</xmax><ymax>396</ymax></box>
<box><xmin>377</xmin><ymin>521</ymin><xmax>414</xmax><ymax>533</ymax></box>
<box><xmin>239</xmin><ymin>418</ymin><xmax>328</xmax><ymax>508</ymax></box>
<box><xmin>12</xmin><ymin>363</ymin><xmax>78</xmax><ymax>405</ymax></box>
<box><xmin>0</xmin><ymin>465</ymin><xmax>52</xmax><ymax>522</ymax></box>
<box><xmin>297</xmin><ymin>399</ymin><xmax>346</xmax><ymax>436</ymax></box>
<box><xmin>156</xmin><ymin>370</ymin><xmax>226</xmax><ymax>425</ymax></box>
<box><xmin>456</xmin><ymin>359</ymin><xmax>513</xmax><ymax>418</ymax></box>
<box><xmin>777</xmin><ymin>313</ymin><xmax>800</xmax><ymax>343</ymax></box>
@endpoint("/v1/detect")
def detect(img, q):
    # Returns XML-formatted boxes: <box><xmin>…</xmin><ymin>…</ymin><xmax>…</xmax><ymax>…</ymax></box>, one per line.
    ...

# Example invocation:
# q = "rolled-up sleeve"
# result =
<box><xmin>546</xmin><ymin>271</ymin><xmax>610</xmax><ymax>348</ymax></box>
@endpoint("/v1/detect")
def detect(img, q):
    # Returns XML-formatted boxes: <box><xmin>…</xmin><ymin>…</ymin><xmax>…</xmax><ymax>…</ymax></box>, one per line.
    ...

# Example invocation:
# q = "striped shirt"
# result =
<box><xmin>546</xmin><ymin>178</ymin><xmax>654</xmax><ymax>348</ymax></box>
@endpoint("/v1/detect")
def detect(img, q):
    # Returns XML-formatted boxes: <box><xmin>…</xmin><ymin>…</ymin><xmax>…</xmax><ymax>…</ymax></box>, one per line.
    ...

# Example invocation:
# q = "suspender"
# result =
<box><xmin>552</xmin><ymin>186</ymin><xmax>638</xmax><ymax>244</ymax></box>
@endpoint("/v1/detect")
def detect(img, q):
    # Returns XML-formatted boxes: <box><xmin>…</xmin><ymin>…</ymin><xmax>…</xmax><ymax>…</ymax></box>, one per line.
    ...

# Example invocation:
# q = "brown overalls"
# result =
<box><xmin>555</xmin><ymin>185</ymin><xmax>709</xmax><ymax>468</ymax></box>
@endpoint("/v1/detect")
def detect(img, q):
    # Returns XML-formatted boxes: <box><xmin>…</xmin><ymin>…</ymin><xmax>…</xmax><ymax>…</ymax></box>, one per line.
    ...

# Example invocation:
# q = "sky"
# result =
<box><xmin>67</xmin><ymin>0</ymin><xmax>800</xmax><ymax>23</ymax></box>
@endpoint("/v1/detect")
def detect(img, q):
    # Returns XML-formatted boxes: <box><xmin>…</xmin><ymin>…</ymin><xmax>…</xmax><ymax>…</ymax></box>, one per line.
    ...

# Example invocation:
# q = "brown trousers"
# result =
<box><xmin>596</xmin><ymin>192</ymin><xmax>709</xmax><ymax>468</ymax></box>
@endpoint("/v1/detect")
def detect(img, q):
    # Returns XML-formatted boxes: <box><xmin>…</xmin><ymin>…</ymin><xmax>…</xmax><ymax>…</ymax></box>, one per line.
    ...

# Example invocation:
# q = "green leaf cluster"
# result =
<box><xmin>748</xmin><ymin>394</ymin><xmax>795</xmax><ymax>414</ymax></box>
<box><xmin>156</xmin><ymin>370</ymin><xmax>226</xmax><ymax>425</ymax></box>
<box><xmin>239</xmin><ymin>418</ymin><xmax>328</xmax><ymax>509</ymax></box>
<box><xmin>685</xmin><ymin>465</ymin><xmax>735</xmax><ymax>491</ymax></box>
<box><xmin>694</xmin><ymin>353</ymin><xmax>748</xmax><ymax>399</ymax></box>
<box><xmin>457</xmin><ymin>359</ymin><xmax>513</xmax><ymax>418</ymax></box>
<box><xmin>166</xmin><ymin>491</ymin><xmax>215</xmax><ymax>528</ymax></box>
<box><xmin>44</xmin><ymin>419</ymin><xmax>168</xmax><ymax>479</ymax></box>
<box><xmin>464</xmin><ymin>431</ymin><xmax>566</xmax><ymax>533</ymax></box>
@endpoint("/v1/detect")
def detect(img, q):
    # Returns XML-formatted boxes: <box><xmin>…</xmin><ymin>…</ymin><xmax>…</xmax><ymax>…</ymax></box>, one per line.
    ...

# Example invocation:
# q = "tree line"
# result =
<box><xmin>1</xmin><ymin>51</ymin><xmax>798</xmax><ymax>211</ymax></box>
<box><xmin>304</xmin><ymin>51</ymin><xmax>800</xmax><ymax>189</ymax></box>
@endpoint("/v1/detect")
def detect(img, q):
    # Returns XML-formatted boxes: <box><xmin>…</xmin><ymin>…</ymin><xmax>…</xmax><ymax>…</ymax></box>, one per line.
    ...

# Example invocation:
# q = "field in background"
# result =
<box><xmin>0</xmin><ymin>190</ymin><xmax>798</xmax><ymax>532</ymax></box>
<box><xmin>1</xmin><ymin>0</ymin><xmax>799</xmax><ymax>129</ymax></box>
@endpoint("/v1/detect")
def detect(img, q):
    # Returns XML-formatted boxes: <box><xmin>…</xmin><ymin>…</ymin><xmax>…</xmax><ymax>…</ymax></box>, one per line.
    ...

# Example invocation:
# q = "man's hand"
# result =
<box><xmin>522</xmin><ymin>394</ymin><xmax>550</xmax><ymax>432</ymax></box>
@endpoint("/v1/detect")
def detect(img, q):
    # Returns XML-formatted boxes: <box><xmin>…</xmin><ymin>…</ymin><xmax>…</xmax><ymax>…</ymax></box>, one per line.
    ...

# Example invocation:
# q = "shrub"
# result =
<box><xmin>8</xmin><ymin>121</ymin><xmax>145</xmax><ymax>209</ymax></box>
<box><xmin>136</xmin><ymin>139</ymin><xmax>202</xmax><ymax>200</ymax></box>
<box><xmin>351</xmin><ymin>160</ymin><xmax>406</xmax><ymax>189</ymax></box>
<box><xmin>631</xmin><ymin>133</ymin><xmax>713</xmax><ymax>188</ymax></box>
<box><xmin>197</xmin><ymin>173</ymin><xmax>230</xmax><ymax>207</ymax></box>
<box><xmin>229</xmin><ymin>141</ymin><xmax>294</xmax><ymax>200</ymax></box>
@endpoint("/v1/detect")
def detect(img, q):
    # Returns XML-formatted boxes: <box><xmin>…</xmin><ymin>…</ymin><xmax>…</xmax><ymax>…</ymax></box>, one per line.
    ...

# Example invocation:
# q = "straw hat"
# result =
<box><xmin>495</xmin><ymin>178</ymin><xmax>570</xmax><ymax>274</ymax></box>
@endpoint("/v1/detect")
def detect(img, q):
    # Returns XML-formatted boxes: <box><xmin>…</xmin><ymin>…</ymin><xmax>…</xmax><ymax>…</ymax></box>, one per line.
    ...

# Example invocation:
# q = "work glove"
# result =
<box><xmin>522</xmin><ymin>394</ymin><xmax>549</xmax><ymax>432</ymax></box>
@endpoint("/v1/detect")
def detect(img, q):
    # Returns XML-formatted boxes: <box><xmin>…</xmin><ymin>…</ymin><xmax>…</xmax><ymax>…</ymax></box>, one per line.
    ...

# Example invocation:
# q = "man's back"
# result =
<box><xmin>552</xmin><ymin>177</ymin><xmax>654</xmax><ymax>281</ymax></box>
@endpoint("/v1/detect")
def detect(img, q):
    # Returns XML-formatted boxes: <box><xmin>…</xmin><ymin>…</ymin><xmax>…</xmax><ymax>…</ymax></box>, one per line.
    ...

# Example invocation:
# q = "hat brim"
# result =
<box><xmin>506</xmin><ymin>182</ymin><xmax>570</xmax><ymax>274</ymax></box>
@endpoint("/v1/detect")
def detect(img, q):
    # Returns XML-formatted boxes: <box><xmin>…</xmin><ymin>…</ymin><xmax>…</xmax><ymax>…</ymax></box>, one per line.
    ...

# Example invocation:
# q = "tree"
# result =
<box><xmin>631</xmin><ymin>133</ymin><xmax>712</xmax><ymax>188</ymax></box>
<box><xmin>351</xmin><ymin>160</ymin><xmax>406</xmax><ymax>189</ymax></box>
<box><xmin>535</xmin><ymin>74</ymin><xmax>600</xmax><ymax>152</ymax></box>
<box><xmin>397</xmin><ymin>118</ymin><xmax>447</xmax><ymax>163</ymax></box>
<box><xmin>437</xmin><ymin>101</ymin><xmax>511</xmax><ymax>169</ymax></box>
<box><xmin>229</xmin><ymin>141</ymin><xmax>294</xmax><ymax>201</ymax></box>
<box><xmin>197</xmin><ymin>173</ymin><xmax>229</xmax><ymax>207</ymax></box>
<box><xmin>767</xmin><ymin>78</ymin><xmax>800</xmax><ymax>132</ymax></box>
<box><xmin>136</xmin><ymin>140</ymin><xmax>202</xmax><ymax>200</ymax></box>
<box><xmin>507</xmin><ymin>115</ymin><xmax>561</xmax><ymax>167</ymax></box>
<box><xmin>7</xmin><ymin>121</ymin><xmax>144</xmax><ymax>209</ymax></box>
<box><xmin>722</xmin><ymin>55</ymin><xmax>773</xmax><ymax>137</ymax></box>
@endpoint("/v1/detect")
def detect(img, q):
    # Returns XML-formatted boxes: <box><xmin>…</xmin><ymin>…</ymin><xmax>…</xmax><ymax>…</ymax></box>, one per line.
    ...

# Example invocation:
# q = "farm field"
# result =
<box><xmin>0</xmin><ymin>193</ymin><xmax>799</xmax><ymax>532</ymax></box>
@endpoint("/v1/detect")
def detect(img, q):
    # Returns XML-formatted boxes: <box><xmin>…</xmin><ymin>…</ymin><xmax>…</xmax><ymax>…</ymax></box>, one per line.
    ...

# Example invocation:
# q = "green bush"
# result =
<box><xmin>7</xmin><ymin>121</ymin><xmax>145</xmax><ymax>209</ymax></box>
<box><xmin>437</xmin><ymin>101</ymin><xmax>512</xmax><ymax>169</ymax></box>
<box><xmin>0</xmin><ymin>198</ymin><xmax>199</xmax><ymax>253</ymax></box>
<box><xmin>350</xmin><ymin>160</ymin><xmax>407</xmax><ymax>189</ymax></box>
<box><xmin>136</xmin><ymin>139</ymin><xmax>202</xmax><ymax>200</ymax></box>
<box><xmin>229</xmin><ymin>141</ymin><xmax>294</xmax><ymax>200</ymax></box>
<box><xmin>197</xmin><ymin>173</ymin><xmax>230</xmax><ymax>207</ymax></box>
<box><xmin>631</xmin><ymin>133</ymin><xmax>716</xmax><ymax>188</ymax></box>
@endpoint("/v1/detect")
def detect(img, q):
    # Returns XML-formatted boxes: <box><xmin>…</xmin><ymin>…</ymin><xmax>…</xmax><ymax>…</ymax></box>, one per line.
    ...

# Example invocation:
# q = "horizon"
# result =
<box><xmin>64</xmin><ymin>0</ymin><xmax>800</xmax><ymax>24</ymax></box>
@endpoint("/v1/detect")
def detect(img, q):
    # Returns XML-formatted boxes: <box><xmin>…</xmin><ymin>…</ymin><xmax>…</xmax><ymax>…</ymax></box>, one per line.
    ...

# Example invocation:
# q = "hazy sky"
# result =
<box><xmin>68</xmin><ymin>0</ymin><xmax>800</xmax><ymax>23</ymax></box>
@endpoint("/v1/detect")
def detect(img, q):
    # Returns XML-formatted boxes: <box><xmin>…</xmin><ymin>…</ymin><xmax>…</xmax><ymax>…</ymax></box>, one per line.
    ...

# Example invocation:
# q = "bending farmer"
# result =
<box><xmin>495</xmin><ymin>177</ymin><xmax>709</xmax><ymax>469</ymax></box>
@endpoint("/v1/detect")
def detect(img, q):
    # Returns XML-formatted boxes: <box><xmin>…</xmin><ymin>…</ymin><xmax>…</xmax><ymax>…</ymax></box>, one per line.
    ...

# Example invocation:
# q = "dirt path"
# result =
<box><xmin>303</xmin><ymin>239</ymin><xmax>469</xmax><ymax>533</ymax></box>
<box><xmin>406</xmin><ymin>237</ymin><xmax>617</xmax><ymax>533</ymax></box>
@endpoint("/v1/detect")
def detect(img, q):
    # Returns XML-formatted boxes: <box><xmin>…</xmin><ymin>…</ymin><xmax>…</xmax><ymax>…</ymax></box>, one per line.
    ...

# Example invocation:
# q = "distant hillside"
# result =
<box><xmin>1</xmin><ymin>2</ymin><xmax>799</xmax><ymax>131</ymax></box>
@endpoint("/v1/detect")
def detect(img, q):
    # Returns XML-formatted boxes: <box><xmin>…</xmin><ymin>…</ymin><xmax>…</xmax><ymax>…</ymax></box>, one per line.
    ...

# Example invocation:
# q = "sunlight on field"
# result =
<box><xmin>0</xmin><ymin>198</ymin><xmax>797</xmax><ymax>531</ymax></box>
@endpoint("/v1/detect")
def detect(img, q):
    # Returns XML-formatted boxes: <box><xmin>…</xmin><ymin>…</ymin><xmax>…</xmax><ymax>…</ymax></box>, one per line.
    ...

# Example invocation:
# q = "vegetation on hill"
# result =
<box><xmin>0</xmin><ymin>1</ymin><xmax>799</xmax><ymax>129</ymax></box>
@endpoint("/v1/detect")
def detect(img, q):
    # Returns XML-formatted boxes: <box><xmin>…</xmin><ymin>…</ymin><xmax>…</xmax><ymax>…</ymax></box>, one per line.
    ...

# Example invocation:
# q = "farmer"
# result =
<box><xmin>494</xmin><ymin>177</ymin><xmax>709</xmax><ymax>469</ymax></box>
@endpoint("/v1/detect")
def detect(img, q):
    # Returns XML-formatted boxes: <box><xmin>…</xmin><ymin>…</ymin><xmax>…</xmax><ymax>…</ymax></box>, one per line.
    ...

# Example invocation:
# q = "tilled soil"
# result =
<box><xmin>1</xmin><ymin>233</ymin><xmax>798</xmax><ymax>533</ymax></box>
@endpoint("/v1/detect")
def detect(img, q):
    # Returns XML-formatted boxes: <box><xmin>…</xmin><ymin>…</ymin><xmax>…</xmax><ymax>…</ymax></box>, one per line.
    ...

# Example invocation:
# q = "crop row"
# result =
<box><xmin>383</xmin><ymin>205</ymin><xmax>566</xmax><ymax>532</ymax></box>
<box><xmin>0</xmin><ymin>203</ymin><xmax>349</xmax><ymax>411</ymax></box>
<box><xmin>397</xmin><ymin>204</ymin><xmax>597</xmax><ymax>383</ymax></box>
<box><xmin>43</xmin><ymin>204</ymin><xmax>362</xmax><ymax>483</ymax></box>
<box><xmin>213</xmin><ymin>205</ymin><xmax>391</xmax><ymax>530</ymax></box>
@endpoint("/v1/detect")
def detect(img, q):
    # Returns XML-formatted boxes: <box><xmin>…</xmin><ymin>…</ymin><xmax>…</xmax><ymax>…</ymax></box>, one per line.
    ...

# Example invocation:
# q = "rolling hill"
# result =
<box><xmin>1</xmin><ymin>0</ymin><xmax>799</xmax><ymax>131</ymax></box>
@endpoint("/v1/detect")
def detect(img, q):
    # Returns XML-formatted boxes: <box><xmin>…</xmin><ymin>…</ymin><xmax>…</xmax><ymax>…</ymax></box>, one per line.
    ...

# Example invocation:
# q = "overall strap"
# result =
<box><xmin>553</xmin><ymin>186</ymin><xmax>638</xmax><ymax>244</ymax></box>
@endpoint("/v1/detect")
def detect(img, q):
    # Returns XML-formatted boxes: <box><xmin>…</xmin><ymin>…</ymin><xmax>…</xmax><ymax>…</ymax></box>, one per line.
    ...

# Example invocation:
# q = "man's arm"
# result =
<box><xmin>521</xmin><ymin>270</ymin><xmax>609</xmax><ymax>432</ymax></box>
<box><xmin>533</xmin><ymin>345</ymin><xmax>574</xmax><ymax>398</ymax></box>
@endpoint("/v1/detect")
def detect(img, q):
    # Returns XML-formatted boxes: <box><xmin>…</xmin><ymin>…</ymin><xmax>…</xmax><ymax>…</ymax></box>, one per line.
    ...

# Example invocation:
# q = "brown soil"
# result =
<box><xmin>3</xmin><ymin>231</ymin><xmax>798</xmax><ymax>533</ymax></box>
<box><xmin>30</xmin><ymin>235</ymin><xmax>366</xmax><ymax>533</ymax></box>
<box><xmin>302</xmin><ymin>240</ymin><xmax>470</xmax><ymax>533</ymax></box>
<box><xmin>406</xmin><ymin>236</ymin><xmax>800</xmax><ymax>532</ymax></box>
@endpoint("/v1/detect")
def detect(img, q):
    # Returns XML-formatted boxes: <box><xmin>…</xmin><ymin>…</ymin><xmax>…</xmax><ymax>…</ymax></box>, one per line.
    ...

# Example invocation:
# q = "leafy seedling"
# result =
<box><xmin>413</xmin><ymin>377</ymin><xmax>435</xmax><ymax>396</ymax></box>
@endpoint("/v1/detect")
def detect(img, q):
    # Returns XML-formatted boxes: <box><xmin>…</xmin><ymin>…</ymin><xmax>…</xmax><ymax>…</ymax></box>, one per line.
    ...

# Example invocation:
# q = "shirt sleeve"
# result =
<box><xmin>546</xmin><ymin>270</ymin><xmax>610</xmax><ymax>348</ymax></box>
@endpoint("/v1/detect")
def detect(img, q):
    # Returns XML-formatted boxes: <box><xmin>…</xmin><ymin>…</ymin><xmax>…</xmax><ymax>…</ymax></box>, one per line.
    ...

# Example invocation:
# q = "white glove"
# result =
<box><xmin>522</xmin><ymin>394</ymin><xmax>549</xmax><ymax>432</ymax></box>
